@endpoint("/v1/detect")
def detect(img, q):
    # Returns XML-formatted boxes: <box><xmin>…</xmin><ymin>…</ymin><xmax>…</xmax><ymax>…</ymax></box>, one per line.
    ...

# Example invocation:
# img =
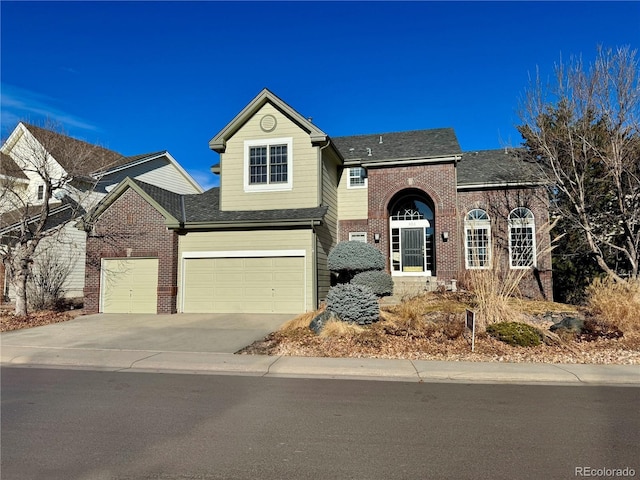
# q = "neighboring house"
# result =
<box><xmin>83</xmin><ymin>88</ymin><xmax>553</xmax><ymax>315</ymax></box>
<box><xmin>0</xmin><ymin>122</ymin><xmax>203</xmax><ymax>302</ymax></box>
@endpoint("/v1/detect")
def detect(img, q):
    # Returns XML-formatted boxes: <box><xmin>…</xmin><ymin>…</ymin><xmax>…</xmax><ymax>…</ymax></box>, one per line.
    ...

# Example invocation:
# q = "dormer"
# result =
<box><xmin>209</xmin><ymin>89</ymin><xmax>340</xmax><ymax>212</ymax></box>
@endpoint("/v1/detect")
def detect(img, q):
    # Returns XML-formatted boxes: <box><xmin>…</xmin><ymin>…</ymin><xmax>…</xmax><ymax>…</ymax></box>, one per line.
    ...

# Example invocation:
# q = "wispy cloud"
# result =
<box><xmin>0</xmin><ymin>84</ymin><xmax>98</xmax><ymax>135</ymax></box>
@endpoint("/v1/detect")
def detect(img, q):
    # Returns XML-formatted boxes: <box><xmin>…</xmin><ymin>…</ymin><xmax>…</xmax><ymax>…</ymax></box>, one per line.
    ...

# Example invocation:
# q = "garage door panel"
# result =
<box><xmin>102</xmin><ymin>258</ymin><xmax>158</xmax><ymax>314</ymax></box>
<box><xmin>183</xmin><ymin>256</ymin><xmax>305</xmax><ymax>314</ymax></box>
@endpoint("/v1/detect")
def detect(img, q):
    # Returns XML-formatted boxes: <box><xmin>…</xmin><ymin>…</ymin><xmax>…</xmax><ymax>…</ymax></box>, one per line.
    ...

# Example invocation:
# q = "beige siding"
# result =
<box><xmin>317</xmin><ymin>149</ymin><xmax>340</xmax><ymax>302</ymax></box>
<box><xmin>220</xmin><ymin>103</ymin><xmax>319</xmax><ymax>211</ymax></box>
<box><xmin>337</xmin><ymin>167</ymin><xmax>368</xmax><ymax>220</ymax></box>
<box><xmin>178</xmin><ymin>229</ymin><xmax>314</xmax><ymax>312</ymax></box>
<box><xmin>101</xmin><ymin>258</ymin><xmax>158</xmax><ymax>313</ymax></box>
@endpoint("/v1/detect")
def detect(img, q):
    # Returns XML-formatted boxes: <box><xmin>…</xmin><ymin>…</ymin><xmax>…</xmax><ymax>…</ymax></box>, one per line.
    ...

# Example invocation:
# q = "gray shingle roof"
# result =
<box><xmin>0</xmin><ymin>152</ymin><xmax>29</xmax><ymax>179</ymax></box>
<box><xmin>183</xmin><ymin>188</ymin><xmax>327</xmax><ymax>224</ymax></box>
<box><xmin>94</xmin><ymin>151</ymin><xmax>168</xmax><ymax>174</ymax></box>
<box><xmin>130</xmin><ymin>180</ymin><xmax>327</xmax><ymax>225</ymax></box>
<box><xmin>332</xmin><ymin>128</ymin><xmax>461</xmax><ymax>162</ymax></box>
<box><xmin>131</xmin><ymin>179</ymin><xmax>184</xmax><ymax>220</ymax></box>
<box><xmin>457</xmin><ymin>149</ymin><xmax>544</xmax><ymax>186</ymax></box>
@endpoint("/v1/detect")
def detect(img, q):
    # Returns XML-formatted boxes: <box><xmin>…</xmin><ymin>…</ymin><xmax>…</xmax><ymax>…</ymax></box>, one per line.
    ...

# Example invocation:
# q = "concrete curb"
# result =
<box><xmin>2</xmin><ymin>345</ymin><xmax>639</xmax><ymax>385</ymax></box>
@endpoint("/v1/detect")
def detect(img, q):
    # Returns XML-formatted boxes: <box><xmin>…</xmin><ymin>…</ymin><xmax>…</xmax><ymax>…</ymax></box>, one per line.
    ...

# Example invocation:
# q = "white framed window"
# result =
<box><xmin>464</xmin><ymin>209</ymin><xmax>491</xmax><ymax>269</ymax></box>
<box><xmin>349</xmin><ymin>232</ymin><xmax>367</xmax><ymax>243</ymax></box>
<box><xmin>348</xmin><ymin>167</ymin><xmax>367</xmax><ymax>188</ymax></box>
<box><xmin>509</xmin><ymin>207</ymin><xmax>536</xmax><ymax>268</ymax></box>
<box><xmin>37</xmin><ymin>185</ymin><xmax>44</xmax><ymax>201</ymax></box>
<box><xmin>244</xmin><ymin>137</ymin><xmax>293</xmax><ymax>192</ymax></box>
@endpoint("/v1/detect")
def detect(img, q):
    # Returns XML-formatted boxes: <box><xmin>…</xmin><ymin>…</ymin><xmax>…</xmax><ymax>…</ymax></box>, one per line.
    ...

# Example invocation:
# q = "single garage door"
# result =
<box><xmin>101</xmin><ymin>258</ymin><xmax>159</xmax><ymax>313</ymax></box>
<box><xmin>183</xmin><ymin>256</ymin><xmax>305</xmax><ymax>313</ymax></box>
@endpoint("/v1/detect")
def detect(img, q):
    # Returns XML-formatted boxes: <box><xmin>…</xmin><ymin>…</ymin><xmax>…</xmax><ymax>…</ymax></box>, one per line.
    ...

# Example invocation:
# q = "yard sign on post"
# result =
<box><xmin>465</xmin><ymin>309</ymin><xmax>476</xmax><ymax>352</ymax></box>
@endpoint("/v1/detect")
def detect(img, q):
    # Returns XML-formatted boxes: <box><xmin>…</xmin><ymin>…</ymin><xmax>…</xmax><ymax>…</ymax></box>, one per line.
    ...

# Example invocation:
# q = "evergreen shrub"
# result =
<box><xmin>327</xmin><ymin>241</ymin><xmax>385</xmax><ymax>273</ymax></box>
<box><xmin>326</xmin><ymin>283</ymin><xmax>380</xmax><ymax>325</ymax></box>
<box><xmin>351</xmin><ymin>270</ymin><xmax>394</xmax><ymax>297</ymax></box>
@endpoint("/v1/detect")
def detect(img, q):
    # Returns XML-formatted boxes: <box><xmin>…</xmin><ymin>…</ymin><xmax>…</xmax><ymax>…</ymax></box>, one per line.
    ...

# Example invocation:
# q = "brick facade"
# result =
<box><xmin>338</xmin><ymin>163</ymin><xmax>553</xmax><ymax>300</ymax></box>
<box><xmin>84</xmin><ymin>188</ymin><xmax>178</xmax><ymax>313</ymax></box>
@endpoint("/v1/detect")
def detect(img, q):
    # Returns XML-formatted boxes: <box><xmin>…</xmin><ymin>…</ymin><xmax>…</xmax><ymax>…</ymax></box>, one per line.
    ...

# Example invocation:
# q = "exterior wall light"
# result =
<box><xmin>374</xmin><ymin>233</ymin><xmax>381</xmax><ymax>243</ymax></box>
<box><xmin>441</xmin><ymin>231</ymin><xmax>449</xmax><ymax>242</ymax></box>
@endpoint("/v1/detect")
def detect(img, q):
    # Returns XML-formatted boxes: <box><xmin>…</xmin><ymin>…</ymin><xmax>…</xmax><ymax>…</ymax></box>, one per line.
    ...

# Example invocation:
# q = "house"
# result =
<box><xmin>82</xmin><ymin>88</ymin><xmax>553</xmax><ymax>315</ymax></box>
<box><xmin>0</xmin><ymin>122</ymin><xmax>203</xmax><ymax>303</ymax></box>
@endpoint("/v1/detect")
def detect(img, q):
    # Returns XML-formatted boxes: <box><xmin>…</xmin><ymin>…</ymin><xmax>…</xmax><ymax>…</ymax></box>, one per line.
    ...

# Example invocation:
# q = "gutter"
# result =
<box><xmin>360</xmin><ymin>155</ymin><xmax>462</xmax><ymax>168</ymax></box>
<box><xmin>166</xmin><ymin>218</ymin><xmax>324</xmax><ymax>230</ymax></box>
<box><xmin>457</xmin><ymin>181</ymin><xmax>546</xmax><ymax>190</ymax></box>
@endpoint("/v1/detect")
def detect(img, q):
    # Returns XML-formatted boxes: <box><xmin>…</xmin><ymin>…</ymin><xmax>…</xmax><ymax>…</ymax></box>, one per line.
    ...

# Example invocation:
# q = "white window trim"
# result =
<box><xmin>348</xmin><ymin>232</ymin><xmax>367</xmax><ymax>242</ymax></box>
<box><xmin>244</xmin><ymin>137</ymin><xmax>293</xmax><ymax>192</ymax></box>
<box><xmin>464</xmin><ymin>224</ymin><xmax>491</xmax><ymax>269</ymax></box>
<box><xmin>508</xmin><ymin>208</ymin><xmax>537</xmax><ymax>269</ymax></box>
<box><xmin>347</xmin><ymin>167</ymin><xmax>367</xmax><ymax>189</ymax></box>
<box><xmin>464</xmin><ymin>210</ymin><xmax>491</xmax><ymax>270</ymax></box>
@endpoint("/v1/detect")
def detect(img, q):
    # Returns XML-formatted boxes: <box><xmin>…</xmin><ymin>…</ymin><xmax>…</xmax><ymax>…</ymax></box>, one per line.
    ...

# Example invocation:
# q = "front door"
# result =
<box><xmin>401</xmin><ymin>228</ymin><xmax>424</xmax><ymax>272</ymax></box>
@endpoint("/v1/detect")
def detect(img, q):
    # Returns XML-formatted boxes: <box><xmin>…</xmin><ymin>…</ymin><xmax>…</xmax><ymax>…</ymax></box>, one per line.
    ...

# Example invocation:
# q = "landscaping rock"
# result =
<box><xmin>550</xmin><ymin>316</ymin><xmax>585</xmax><ymax>333</ymax></box>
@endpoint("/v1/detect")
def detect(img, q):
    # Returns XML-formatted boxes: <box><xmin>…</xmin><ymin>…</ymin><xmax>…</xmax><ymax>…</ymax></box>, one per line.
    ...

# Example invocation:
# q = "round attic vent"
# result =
<box><xmin>260</xmin><ymin>114</ymin><xmax>277</xmax><ymax>132</ymax></box>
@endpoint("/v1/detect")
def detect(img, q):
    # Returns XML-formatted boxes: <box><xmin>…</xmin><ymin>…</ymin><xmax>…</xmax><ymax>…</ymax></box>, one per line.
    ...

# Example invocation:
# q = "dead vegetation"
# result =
<box><xmin>238</xmin><ymin>291</ymin><xmax>640</xmax><ymax>365</ymax></box>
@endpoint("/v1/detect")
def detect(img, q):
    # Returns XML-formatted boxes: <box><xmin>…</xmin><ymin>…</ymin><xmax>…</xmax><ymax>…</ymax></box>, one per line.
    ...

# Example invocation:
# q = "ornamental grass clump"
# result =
<box><xmin>586</xmin><ymin>276</ymin><xmax>640</xmax><ymax>338</ymax></box>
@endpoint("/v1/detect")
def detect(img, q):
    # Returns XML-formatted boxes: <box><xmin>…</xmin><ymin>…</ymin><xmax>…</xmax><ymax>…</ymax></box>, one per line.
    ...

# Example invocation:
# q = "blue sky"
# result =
<box><xmin>1</xmin><ymin>2</ymin><xmax>638</xmax><ymax>190</ymax></box>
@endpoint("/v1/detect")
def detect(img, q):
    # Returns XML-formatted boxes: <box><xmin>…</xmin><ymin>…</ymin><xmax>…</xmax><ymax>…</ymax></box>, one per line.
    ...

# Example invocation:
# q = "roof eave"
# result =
<box><xmin>457</xmin><ymin>181</ymin><xmax>547</xmax><ymax>190</ymax></box>
<box><xmin>209</xmin><ymin>88</ymin><xmax>328</xmax><ymax>153</ymax></box>
<box><xmin>168</xmin><ymin>218</ymin><xmax>324</xmax><ymax>230</ymax></box>
<box><xmin>361</xmin><ymin>155</ymin><xmax>462</xmax><ymax>168</ymax></box>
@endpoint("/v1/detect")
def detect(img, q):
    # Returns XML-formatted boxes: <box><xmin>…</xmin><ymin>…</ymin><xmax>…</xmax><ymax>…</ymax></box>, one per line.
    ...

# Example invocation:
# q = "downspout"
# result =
<box><xmin>180</xmin><ymin>195</ymin><xmax>186</xmax><ymax>229</ymax></box>
<box><xmin>313</xmin><ymin>139</ymin><xmax>332</xmax><ymax>310</ymax></box>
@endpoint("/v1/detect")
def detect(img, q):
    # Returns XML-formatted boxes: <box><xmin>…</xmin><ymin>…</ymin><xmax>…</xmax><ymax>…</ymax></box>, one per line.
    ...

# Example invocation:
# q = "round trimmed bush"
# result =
<box><xmin>326</xmin><ymin>283</ymin><xmax>380</xmax><ymax>325</ymax></box>
<box><xmin>351</xmin><ymin>270</ymin><xmax>394</xmax><ymax>297</ymax></box>
<box><xmin>327</xmin><ymin>241</ymin><xmax>385</xmax><ymax>273</ymax></box>
<box><xmin>486</xmin><ymin>322</ymin><xmax>543</xmax><ymax>347</ymax></box>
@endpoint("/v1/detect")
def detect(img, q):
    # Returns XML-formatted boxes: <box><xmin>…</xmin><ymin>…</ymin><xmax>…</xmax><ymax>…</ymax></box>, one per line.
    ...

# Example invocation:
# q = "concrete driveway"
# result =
<box><xmin>0</xmin><ymin>313</ymin><xmax>293</xmax><ymax>354</ymax></box>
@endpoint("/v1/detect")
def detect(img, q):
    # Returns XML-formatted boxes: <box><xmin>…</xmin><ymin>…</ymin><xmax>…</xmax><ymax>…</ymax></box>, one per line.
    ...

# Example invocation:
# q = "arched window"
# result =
<box><xmin>464</xmin><ymin>209</ymin><xmax>491</xmax><ymax>268</ymax></box>
<box><xmin>509</xmin><ymin>207</ymin><xmax>536</xmax><ymax>268</ymax></box>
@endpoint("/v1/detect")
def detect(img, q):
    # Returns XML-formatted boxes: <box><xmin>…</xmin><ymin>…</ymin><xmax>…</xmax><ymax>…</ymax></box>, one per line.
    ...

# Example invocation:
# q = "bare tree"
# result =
<box><xmin>1</xmin><ymin>121</ymin><xmax>117</xmax><ymax>316</ymax></box>
<box><xmin>519</xmin><ymin>46</ymin><xmax>640</xmax><ymax>281</ymax></box>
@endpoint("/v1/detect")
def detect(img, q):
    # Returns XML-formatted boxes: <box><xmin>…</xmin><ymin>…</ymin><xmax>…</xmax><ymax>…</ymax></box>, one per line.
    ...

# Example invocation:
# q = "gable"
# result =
<box><xmin>99</xmin><ymin>152</ymin><xmax>203</xmax><ymax>195</ymax></box>
<box><xmin>216</xmin><ymin>101</ymin><xmax>322</xmax><ymax>211</ymax></box>
<box><xmin>209</xmin><ymin>88</ymin><xmax>328</xmax><ymax>153</ymax></box>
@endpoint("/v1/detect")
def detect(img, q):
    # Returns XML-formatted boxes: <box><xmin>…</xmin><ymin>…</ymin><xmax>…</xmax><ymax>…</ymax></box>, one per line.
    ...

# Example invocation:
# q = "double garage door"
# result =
<box><xmin>101</xmin><ymin>258</ymin><xmax>158</xmax><ymax>314</ymax></box>
<box><xmin>182</xmin><ymin>256</ymin><xmax>305</xmax><ymax>314</ymax></box>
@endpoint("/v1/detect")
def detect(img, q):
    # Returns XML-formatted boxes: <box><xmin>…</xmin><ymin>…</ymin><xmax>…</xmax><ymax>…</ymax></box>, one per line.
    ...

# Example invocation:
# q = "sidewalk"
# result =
<box><xmin>1</xmin><ymin>313</ymin><xmax>638</xmax><ymax>386</ymax></box>
<box><xmin>2</xmin><ymin>344</ymin><xmax>639</xmax><ymax>386</ymax></box>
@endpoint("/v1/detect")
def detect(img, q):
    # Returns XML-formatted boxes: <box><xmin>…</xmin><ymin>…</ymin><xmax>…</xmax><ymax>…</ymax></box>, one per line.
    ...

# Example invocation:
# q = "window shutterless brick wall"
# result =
<box><xmin>457</xmin><ymin>186</ymin><xmax>554</xmax><ymax>300</ymax></box>
<box><xmin>84</xmin><ymin>188</ymin><xmax>178</xmax><ymax>314</ymax></box>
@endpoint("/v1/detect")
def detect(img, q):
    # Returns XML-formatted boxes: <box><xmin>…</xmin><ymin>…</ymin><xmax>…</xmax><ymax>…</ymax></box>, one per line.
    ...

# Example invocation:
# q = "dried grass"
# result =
<box><xmin>278</xmin><ymin>307</ymin><xmax>323</xmax><ymax>334</ymax></box>
<box><xmin>319</xmin><ymin>319</ymin><xmax>364</xmax><ymax>338</ymax></box>
<box><xmin>587</xmin><ymin>277</ymin><xmax>640</xmax><ymax>337</ymax></box>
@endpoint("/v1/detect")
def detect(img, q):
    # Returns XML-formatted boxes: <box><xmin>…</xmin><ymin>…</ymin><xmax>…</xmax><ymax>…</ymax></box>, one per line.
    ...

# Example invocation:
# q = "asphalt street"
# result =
<box><xmin>2</xmin><ymin>367</ymin><xmax>638</xmax><ymax>480</ymax></box>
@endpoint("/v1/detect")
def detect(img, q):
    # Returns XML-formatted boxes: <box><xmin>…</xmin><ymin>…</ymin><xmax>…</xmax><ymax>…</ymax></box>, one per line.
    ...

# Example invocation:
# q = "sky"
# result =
<box><xmin>1</xmin><ymin>1</ymin><xmax>638</xmax><ymax>190</ymax></box>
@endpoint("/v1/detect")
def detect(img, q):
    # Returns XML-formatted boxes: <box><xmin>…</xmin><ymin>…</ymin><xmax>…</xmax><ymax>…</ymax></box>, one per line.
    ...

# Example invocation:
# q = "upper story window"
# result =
<box><xmin>509</xmin><ymin>207</ymin><xmax>536</xmax><ymax>268</ymax></box>
<box><xmin>348</xmin><ymin>167</ymin><xmax>367</xmax><ymax>188</ymax></box>
<box><xmin>464</xmin><ymin>209</ymin><xmax>491</xmax><ymax>269</ymax></box>
<box><xmin>37</xmin><ymin>185</ymin><xmax>45</xmax><ymax>201</ymax></box>
<box><xmin>244</xmin><ymin>138</ymin><xmax>293</xmax><ymax>192</ymax></box>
